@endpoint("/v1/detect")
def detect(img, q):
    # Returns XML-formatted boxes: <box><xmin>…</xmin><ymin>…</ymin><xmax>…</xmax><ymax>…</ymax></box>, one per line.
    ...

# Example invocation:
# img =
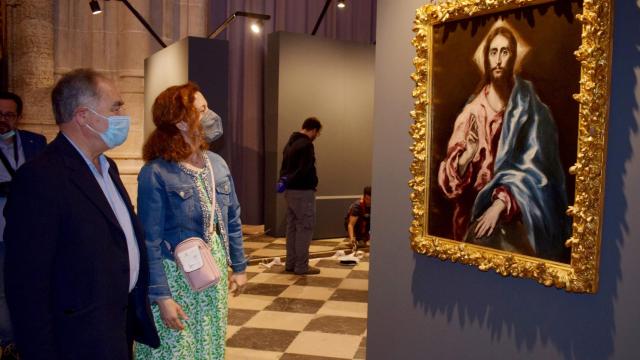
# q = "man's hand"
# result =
<box><xmin>458</xmin><ymin>115</ymin><xmax>480</xmax><ymax>176</ymax></box>
<box><xmin>474</xmin><ymin>199</ymin><xmax>506</xmax><ymax>239</ymax></box>
<box><xmin>156</xmin><ymin>298</ymin><xmax>189</xmax><ymax>331</ymax></box>
<box><xmin>229</xmin><ymin>272</ymin><xmax>247</xmax><ymax>297</ymax></box>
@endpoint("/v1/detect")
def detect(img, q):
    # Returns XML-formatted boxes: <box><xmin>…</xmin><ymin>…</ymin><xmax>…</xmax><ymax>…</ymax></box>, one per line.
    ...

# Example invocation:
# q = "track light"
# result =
<box><xmin>88</xmin><ymin>0</ymin><xmax>167</xmax><ymax>48</ymax></box>
<box><xmin>208</xmin><ymin>11</ymin><xmax>271</xmax><ymax>39</ymax></box>
<box><xmin>89</xmin><ymin>0</ymin><xmax>102</xmax><ymax>15</ymax></box>
<box><xmin>312</xmin><ymin>0</ymin><xmax>345</xmax><ymax>35</ymax></box>
<box><xmin>250</xmin><ymin>20</ymin><xmax>263</xmax><ymax>34</ymax></box>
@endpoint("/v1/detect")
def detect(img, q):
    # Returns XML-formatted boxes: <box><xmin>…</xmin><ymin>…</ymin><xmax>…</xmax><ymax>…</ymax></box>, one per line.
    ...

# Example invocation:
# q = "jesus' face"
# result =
<box><xmin>488</xmin><ymin>34</ymin><xmax>513</xmax><ymax>82</ymax></box>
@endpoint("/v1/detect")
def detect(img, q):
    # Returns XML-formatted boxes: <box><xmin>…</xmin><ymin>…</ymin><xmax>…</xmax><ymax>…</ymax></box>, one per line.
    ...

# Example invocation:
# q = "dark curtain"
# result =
<box><xmin>208</xmin><ymin>0</ymin><xmax>376</xmax><ymax>224</ymax></box>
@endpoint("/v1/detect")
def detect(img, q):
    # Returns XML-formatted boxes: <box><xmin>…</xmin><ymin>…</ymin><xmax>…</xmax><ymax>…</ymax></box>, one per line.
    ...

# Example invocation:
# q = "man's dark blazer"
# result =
<box><xmin>17</xmin><ymin>130</ymin><xmax>47</xmax><ymax>162</ymax></box>
<box><xmin>4</xmin><ymin>133</ymin><xmax>160</xmax><ymax>359</ymax></box>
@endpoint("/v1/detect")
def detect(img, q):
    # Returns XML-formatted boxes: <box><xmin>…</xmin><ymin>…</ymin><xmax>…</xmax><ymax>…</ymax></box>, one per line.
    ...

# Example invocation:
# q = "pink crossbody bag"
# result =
<box><xmin>174</xmin><ymin>156</ymin><xmax>223</xmax><ymax>292</ymax></box>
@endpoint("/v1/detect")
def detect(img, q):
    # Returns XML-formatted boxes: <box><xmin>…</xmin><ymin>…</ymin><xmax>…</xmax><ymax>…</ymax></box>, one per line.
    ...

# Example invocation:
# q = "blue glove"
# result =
<box><xmin>276</xmin><ymin>176</ymin><xmax>287</xmax><ymax>193</ymax></box>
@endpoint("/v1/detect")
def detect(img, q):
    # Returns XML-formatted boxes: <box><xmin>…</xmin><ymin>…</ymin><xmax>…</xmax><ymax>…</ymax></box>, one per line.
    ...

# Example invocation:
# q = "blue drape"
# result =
<box><xmin>472</xmin><ymin>77</ymin><xmax>571</xmax><ymax>260</ymax></box>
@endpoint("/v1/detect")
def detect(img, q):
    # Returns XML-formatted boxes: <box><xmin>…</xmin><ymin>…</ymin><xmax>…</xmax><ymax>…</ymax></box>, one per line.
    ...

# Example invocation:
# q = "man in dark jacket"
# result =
<box><xmin>0</xmin><ymin>91</ymin><xmax>47</xmax><ymax>358</ymax></box>
<box><xmin>279</xmin><ymin>117</ymin><xmax>322</xmax><ymax>275</ymax></box>
<box><xmin>4</xmin><ymin>69</ymin><xmax>159</xmax><ymax>359</ymax></box>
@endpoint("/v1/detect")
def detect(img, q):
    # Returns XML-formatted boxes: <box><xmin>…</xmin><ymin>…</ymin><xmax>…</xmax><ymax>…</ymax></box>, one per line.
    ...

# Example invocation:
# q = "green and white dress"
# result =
<box><xmin>136</xmin><ymin>162</ymin><xmax>229</xmax><ymax>360</ymax></box>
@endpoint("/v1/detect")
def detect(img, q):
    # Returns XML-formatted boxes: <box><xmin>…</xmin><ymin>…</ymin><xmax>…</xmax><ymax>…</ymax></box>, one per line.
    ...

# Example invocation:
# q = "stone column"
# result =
<box><xmin>111</xmin><ymin>0</ymin><xmax>209</xmax><ymax>200</ymax></box>
<box><xmin>9</xmin><ymin>0</ymin><xmax>56</xmax><ymax>139</ymax></box>
<box><xmin>111</xmin><ymin>0</ymin><xmax>154</xmax><ymax>200</ymax></box>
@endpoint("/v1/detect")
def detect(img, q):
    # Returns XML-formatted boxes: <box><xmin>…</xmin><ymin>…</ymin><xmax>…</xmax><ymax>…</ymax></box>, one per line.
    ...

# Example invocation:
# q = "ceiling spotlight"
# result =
<box><xmin>337</xmin><ymin>0</ymin><xmax>346</xmax><ymax>9</ymax></box>
<box><xmin>250</xmin><ymin>20</ymin><xmax>262</xmax><ymax>34</ymax></box>
<box><xmin>89</xmin><ymin>0</ymin><xmax>102</xmax><ymax>15</ymax></box>
<box><xmin>87</xmin><ymin>0</ymin><xmax>167</xmax><ymax>47</ymax></box>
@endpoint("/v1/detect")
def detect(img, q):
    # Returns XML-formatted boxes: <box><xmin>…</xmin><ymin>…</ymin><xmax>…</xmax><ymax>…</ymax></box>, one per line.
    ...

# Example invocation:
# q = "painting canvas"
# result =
<box><xmin>409</xmin><ymin>0</ymin><xmax>612</xmax><ymax>292</ymax></box>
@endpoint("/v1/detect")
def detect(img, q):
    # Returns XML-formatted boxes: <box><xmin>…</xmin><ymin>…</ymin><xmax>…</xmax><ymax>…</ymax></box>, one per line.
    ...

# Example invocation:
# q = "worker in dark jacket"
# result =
<box><xmin>278</xmin><ymin>117</ymin><xmax>322</xmax><ymax>275</ymax></box>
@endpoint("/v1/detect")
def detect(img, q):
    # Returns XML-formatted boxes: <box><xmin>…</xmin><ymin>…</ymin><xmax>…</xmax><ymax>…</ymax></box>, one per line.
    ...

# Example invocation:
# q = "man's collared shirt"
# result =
<box><xmin>64</xmin><ymin>134</ymin><xmax>140</xmax><ymax>292</ymax></box>
<box><xmin>0</xmin><ymin>133</ymin><xmax>24</xmax><ymax>243</ymax></box>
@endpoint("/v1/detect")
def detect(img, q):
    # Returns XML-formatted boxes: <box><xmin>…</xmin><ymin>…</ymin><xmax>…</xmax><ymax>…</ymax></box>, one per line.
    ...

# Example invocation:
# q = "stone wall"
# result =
<box><xmin>7</xmin><ymin>0</ymin><xmax>208</xmax><ymax>200</ymax></box>
<box><xmin>7</xmin><ymin>0</ymin><xmax>55</xmax><ymax>138</ymax></box>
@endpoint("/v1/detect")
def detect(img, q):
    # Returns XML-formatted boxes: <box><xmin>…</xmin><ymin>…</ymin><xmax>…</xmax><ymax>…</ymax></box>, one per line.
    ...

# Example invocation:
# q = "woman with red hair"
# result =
<box><xmin>135</xmin><ymin>83</ymin><xmax>247</xmax><ymax>359</ymax></box>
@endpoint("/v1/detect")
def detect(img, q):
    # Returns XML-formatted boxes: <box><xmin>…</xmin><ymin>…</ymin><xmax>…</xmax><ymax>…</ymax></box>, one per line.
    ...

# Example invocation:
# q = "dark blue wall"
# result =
<box><xmin>368</xmin><ymin>1</ymin><xmax>640</xmax><ymax>359</ymax></box>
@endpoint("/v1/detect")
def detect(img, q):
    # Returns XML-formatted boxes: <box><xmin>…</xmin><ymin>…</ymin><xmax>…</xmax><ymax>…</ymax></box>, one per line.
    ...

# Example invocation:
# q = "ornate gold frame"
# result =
<box><xmin>409</xmin><ymin>0</ymin><xmax>612</xmax><ymax>293</ymax></box>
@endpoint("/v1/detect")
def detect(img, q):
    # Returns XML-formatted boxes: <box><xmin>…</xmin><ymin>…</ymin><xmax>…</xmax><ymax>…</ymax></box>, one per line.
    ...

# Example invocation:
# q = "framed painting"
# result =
<box><xmin>409</xmin><ymin>0</ymin><xmax>612</xmax><ymax>293</ymax></box>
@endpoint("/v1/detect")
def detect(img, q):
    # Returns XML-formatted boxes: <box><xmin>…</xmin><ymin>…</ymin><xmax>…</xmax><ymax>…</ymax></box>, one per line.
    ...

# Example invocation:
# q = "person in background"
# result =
<box><xmin>4</xmin><ymin>68</ymin><xmax>159</xmax><ymax>359</ymax></box>
<box><xmin>0</xmin><ymin>90</ymin><xmax>47</xmax><ymax>359</ymax></box>
<box><xmin>135</xmin><ymin>83</ymin><xmax>247</xmax><ymax>359</ymax></box>
<box><xmin>346</xmin><ymin>186</ymin><xmax>372</xmax><ymax>248</ymax></box>
<box><xmin>279</xmin><ymin>117</ymin><xmax>322</xmax><ymax>275</ymax></box>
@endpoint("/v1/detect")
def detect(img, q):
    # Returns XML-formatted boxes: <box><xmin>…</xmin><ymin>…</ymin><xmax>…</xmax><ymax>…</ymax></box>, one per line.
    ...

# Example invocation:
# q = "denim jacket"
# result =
<box><xmin>137</xmin><ymin>151</ymin><xmax>247</xmax><ymax>301</ymax></box>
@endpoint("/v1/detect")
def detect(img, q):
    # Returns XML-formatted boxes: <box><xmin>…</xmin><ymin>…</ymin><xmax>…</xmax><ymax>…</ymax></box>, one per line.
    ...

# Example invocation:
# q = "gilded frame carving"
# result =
<box><xmin>409</xmin><ymin>0</ymin><xmax>612</xmax><ymax>293</ymax></box>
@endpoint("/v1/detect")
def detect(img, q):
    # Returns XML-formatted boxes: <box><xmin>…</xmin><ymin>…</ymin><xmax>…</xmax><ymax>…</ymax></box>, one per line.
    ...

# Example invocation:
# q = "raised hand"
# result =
<box><xmin>466</xmin><ymin>115</ymin><xmax>480</xmax><ymax>156</ymax></box>
<box><xmin>458</xmin><ymin>114</ymin><xmax>480</xmax><ymax>176</ymax></box>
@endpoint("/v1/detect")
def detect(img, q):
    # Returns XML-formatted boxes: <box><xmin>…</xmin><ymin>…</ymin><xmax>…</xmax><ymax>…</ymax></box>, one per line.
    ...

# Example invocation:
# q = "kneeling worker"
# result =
<box><xmin>346</xmin><ymin>186</ymin><xmax>371</xmax><ymax>247</ymax></box>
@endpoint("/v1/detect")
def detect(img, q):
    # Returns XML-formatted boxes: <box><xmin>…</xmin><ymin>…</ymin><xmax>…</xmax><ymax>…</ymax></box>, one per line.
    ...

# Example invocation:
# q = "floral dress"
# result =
<box><xmin>135</xmin><ymin>160</ymin><xmax>229</xmax><ymax>360</ymax></box>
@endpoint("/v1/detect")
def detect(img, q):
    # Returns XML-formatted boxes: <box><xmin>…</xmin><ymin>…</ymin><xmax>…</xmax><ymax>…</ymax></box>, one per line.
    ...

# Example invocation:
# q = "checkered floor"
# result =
<box><xmin>225</xmin><ymin>255</ymin><xmax>369</xmax><ymax>359</ymax></box>
<box><xmin>242</xmin><ymin>235</ymin><xmax>355</xmax><ymax>265</ymax></box>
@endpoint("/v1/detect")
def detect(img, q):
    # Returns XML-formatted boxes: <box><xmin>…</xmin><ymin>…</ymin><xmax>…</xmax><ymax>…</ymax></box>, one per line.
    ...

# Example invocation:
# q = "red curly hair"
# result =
<box><xmin>143</xmin><ymin>82</ymin><xmax>208</xmax><ymax>162</ymax></box>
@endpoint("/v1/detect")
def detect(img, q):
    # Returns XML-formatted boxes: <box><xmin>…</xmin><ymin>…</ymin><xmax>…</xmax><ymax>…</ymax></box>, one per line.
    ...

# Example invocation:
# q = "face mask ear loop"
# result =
<box><xmin>176</xmin><ymin>121</ymin><xmax>188</xmax><ymax>132</ymax></box>
<box><xmin>84</xmin><ymin>107</ymin><xmax>105</xmax><ymax>133</ymax></box>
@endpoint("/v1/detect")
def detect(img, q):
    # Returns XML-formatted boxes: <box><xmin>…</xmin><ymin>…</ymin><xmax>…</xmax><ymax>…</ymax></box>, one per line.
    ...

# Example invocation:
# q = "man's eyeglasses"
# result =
<box><xmin>0</xmin><ymin>112</ymin><xmax>18</xmax><ymax>122</ymax></box>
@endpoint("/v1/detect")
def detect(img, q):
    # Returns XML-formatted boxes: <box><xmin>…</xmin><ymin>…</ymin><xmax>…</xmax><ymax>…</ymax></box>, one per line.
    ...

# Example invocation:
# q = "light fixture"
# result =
<box><xmin>89</xmin><ymin>0</ymin><xmax>102</xmax><ymax>15</ymax></box>
<box><xmin>250</xmin><ymin>20</ymin><xmax>263</xmax><ymax>34</ymax></box>
<box><xmin>207</xmin><ymin>11</ymin><xmax>271</xmax><ymax>39</ymax></box>
<box><xmin>312</xmin><ymin>0</ymin><xmax>346</xmax><ymax>35</ymax></box>
<box><xmin>89</xmin><ymin>0</ymin><xmax>167</xmax><ymax>48</ymax></box>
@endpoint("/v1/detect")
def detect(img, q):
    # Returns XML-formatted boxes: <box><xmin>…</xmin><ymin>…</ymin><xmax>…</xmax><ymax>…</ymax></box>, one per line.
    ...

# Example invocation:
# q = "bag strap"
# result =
<box><xmin>202</xmin><ymin>154</ymin><xmax>217</xmax><ymax>237</ymax></box>
<box><xmin>0</xmin><ymin>146</ymin><xmax>16</xmax><ymax>178</ymax></box>
<box><xmin>204</xmin><ymin>154</ymin><xmax>231</xmax><ymax>266</ymax></box>
<box><xmin>215</xmin><ymin>203</ymin><xmax>231</xmax><ymax>266</ymax></box>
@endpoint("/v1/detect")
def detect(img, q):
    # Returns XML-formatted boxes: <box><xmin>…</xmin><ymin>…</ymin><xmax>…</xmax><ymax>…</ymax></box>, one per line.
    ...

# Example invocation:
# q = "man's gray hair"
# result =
<box><xmin>51</xmin><ymin>68</ymin><xmax>105</xmax><ymax>124</ymax></box>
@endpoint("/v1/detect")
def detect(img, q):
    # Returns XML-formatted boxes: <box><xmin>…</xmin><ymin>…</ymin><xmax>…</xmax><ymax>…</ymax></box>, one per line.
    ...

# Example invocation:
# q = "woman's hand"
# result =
<box><xmin>229</xmin><ymin>272</ymin><xmax>247</xmax><ymax>297</ymax></box>
<box><xmin>156</xmin><ymin>298</ymin><xmax>189</xmax><ymax>331</ymax></box>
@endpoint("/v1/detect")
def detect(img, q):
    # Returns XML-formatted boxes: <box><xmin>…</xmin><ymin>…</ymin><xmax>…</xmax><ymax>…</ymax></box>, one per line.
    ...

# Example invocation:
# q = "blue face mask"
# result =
<box><xmin>86</xmin><ymin>108</ymin><xmax>130</xmax><ymax>149</ymax></box>
<box><xmin>200</xmin><ymin>109</ymin><xmax>223</xmax><ymax>143</ymax></box>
